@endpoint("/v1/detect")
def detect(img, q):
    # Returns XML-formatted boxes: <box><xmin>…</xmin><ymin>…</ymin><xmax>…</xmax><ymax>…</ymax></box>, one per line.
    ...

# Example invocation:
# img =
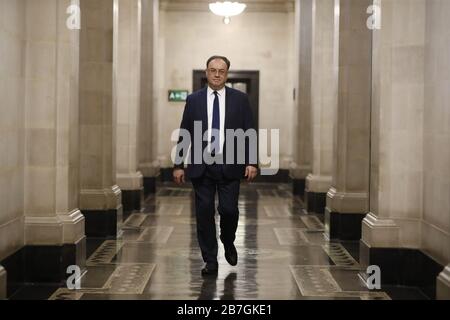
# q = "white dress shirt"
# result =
<box><xmin>207</xmin><ymin>86</ymin><xmax>226</xmax><ymax>154</ymax></box>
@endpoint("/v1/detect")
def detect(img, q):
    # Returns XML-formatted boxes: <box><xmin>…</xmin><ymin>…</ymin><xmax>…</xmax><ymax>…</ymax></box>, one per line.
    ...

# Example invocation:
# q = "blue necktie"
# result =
<box><xmin>211</xmin><ymin>91</ymin><xmax>220</xmax><ymax>155</ymax></box>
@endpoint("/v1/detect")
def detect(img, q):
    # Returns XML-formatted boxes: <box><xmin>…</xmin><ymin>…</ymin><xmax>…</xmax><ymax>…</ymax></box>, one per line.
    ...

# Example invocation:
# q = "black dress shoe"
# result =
<box><xmin>224</xmin><ymin>244</ymin><xmax>238</xmax><ymax>266</ymax></box>
<box><xmin>201</xmin><ymin>264</ymin><xmax>218</xmax><ymax>276</ymax></box>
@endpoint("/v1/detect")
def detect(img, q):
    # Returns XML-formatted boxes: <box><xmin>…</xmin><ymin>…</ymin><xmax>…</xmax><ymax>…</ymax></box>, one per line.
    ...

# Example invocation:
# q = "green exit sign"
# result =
<box><xmin>168</xmin><ymin>90</ymin><xmax>188</xmax><ymax>102</ymax></box>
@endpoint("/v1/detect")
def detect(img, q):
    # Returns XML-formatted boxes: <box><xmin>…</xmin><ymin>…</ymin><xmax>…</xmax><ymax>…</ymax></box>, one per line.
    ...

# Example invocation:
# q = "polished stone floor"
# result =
<box><xmin>10</xmin><ymin>182</ymin><xmax>429</xmax><ymax>300</ymax></box>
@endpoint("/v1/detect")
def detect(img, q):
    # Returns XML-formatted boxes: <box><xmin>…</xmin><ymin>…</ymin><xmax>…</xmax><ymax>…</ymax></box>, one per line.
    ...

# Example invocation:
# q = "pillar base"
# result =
<box><xmin>361</xmin><ymin>213</ymin><xmax>400</xmax><ymax>248</ymax></box>
<box><xmin>82</xmin><ymin>207</ymin><xmax>122</xmax><ymax>238</ymax></box>
<box><xmin>289</xmin><ymin>165</ymin><xmax>310</xmax><ymax>198</ymax></box>
<box><xmin>80</xmin><ymin>185</ymin><xmax>123</xmax><ymax>236</ymax></box>
<box><xmin>360</xmin><ymin>240</ymin><xmax>444</xmax><ymax>299</ymax></box>
<box><xmin>437</xmin><ymin>265</ymin><xmax>450</xmax><ymax>300</ymax></box>
<box><xmin>0</xmin><ymin>265</ymin><xmax>6</xmax><ymax>300</ymax></box>
<box><xmin>143</xmin><ymin>177</ymin><xmax>156</xmax><ymax>196</ymax></box>
<box><xmin>0</xmin><ymin>236</ymin><xmax>86</xmax><ymax>298</ymax></box>
<box><xmin>304</xmin><ymin>190</ymin><xmax>327</xmax><ymax>214</ymax></box>
<box><xmin>122</xmin><ymin>188</ymin><xmax>144</xmax><ymax>211</ymax></box>
<box><xmin>325</xmin><ymin>208</ymin><xmax>366</xmax><ymax>240</ymax></box>
<box><xmin>117</xmin><ymin>172</ymin><xmax>144</xmax><ymax>211</ymax></box>
<box><xmin>139</xmin><ymin>162</ymin><xmax>160</xmax><ymax>196</ymax></box>
<box><xmin>304</xmin><ymin>174</ymin><xmax>331</xmax><ymax>214</ymax></box>
<box><xmin>292</xmin><ymin>179</ymin><xmax>306</xmax><ymax>197</ymax></box>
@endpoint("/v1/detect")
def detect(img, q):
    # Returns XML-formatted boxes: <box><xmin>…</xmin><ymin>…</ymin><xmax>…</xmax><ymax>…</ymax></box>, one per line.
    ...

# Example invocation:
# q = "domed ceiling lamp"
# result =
<box><xmin>209</xmin><ymin>1</ymin><xmax>247</xmax><ymax>25</ymax></box>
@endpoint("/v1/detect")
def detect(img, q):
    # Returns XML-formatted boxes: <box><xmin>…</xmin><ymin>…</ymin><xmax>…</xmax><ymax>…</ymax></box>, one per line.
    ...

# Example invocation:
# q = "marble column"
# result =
<box><xmin>437</xmin><ymin>265</ymin><xmax>450</xmax><ymax>300</ymax></box>
<box><xmin>304</xmin><ymin>0</ymin><xmax>338</xmax><ymax>214</ymax></box>
<box><xmin>0</xmin><ymin>265</ymin><xmax>5</xmax><ymax>299</ymax></box>
<box><xmin>138</xmin><ymin>0</ymin><xmax>160</xmax><ymax>197</ymax></box>
<box><xmin>290</xmin><ymin>0</ymin><xmax>313</xmax><ymax>198</ymax></box>
<box><xmin>23</xmin><ymin>0</ymin><xmax>85</xmax><ymax>282</ymax></box>
<box><xmin>424</xmin><ymin>0</ymin><xmax>450</xmax><ymax>298</ymax></box>
<box><xmin>324</xmin><ymin>0</ymin><xmax>372</xmax><ymax>240</ymax></box>
<box><xmin>361</xmin><ymin>0</ymin><xmax>425</xmax><ymax>251</ymax></box>
<box><xmin>360</xmin><ymin>0</ymin><xmax>427</xmax><ymax>285</ymax></box>
<box><xmin>115</xmin><ymin>0</ymin><xmax>144</xmax><ymax>211</ymax></box>
<box><xmin>0</xmin><ymin>0</ymin><xmax>26</xmax><ymax>275</ymax></box>
<box><xmin>79</xmin><ymin>0</ymin><xmax>122</xmax><ymax>237</ymax></box>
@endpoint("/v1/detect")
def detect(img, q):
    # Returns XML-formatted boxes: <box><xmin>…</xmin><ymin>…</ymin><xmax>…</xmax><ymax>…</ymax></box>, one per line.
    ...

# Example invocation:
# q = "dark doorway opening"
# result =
<box><xmin>193</xmin><ymin>70</ymin><xmax>260</xmax><ymax>131</ymax></box>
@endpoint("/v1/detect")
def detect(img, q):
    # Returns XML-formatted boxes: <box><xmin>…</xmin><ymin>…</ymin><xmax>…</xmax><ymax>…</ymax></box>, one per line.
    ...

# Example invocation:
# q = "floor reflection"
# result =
<box><xmin>43</xmin><ymin>182</ymin><xmax>406</xmax><ymax>300</ymax></box>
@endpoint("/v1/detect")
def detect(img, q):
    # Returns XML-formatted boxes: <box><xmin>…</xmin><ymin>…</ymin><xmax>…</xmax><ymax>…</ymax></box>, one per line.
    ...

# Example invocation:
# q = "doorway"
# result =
<box><xmin>193</xmin><ymin>70</ymin><xmax>260</xmax><ymax>131</ymax></box>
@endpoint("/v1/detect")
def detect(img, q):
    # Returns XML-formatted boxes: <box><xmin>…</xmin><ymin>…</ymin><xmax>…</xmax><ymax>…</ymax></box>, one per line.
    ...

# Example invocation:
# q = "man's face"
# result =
<box><xmin>206</xmin><ymin>59</ymin><xmax>228</xmax><ymax>90</ymax></box>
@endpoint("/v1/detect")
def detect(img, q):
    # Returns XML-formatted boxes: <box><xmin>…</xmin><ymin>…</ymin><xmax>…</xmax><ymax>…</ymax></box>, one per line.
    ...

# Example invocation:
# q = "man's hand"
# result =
<box><xmin>173</xmin><ymin>169</ymin><xmax>185</xmax><ymax>185</ymax></box>
<box><xmin>245</xmin><ymin>166</ymin><xmax>258</xmax><ymax>182</ymax></box>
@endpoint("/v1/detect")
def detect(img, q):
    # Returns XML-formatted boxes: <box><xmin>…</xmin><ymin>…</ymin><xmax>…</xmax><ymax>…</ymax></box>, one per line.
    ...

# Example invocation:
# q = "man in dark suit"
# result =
<box><xmin>173</xmin><ymin>56</ymin><xmax>258</xmax><ymax>275</ymax></box>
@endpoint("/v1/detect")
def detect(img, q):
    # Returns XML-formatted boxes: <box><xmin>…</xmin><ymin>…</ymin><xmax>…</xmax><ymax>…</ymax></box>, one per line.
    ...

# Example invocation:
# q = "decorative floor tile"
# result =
<box><xmin>151</xmin><ymin>204</ymin><xmax>184</xmax><ymax>216</ymax></box>
<box><xmin>264</xmin><ymin>205</ymin><xmax>293</xmax><ymax>217</ymax></box>
<box><xmin>290</xmin><ymin>265</ymin><xmax>342</xmax><ymax>296</ymax></box>
<box><xmin>136</xmin><ymin>226</ymin><xmax>174</xmax><ymax>244</ymax></box>
<box><xmin>123</xmin><ymin>213</ymin><xmax>148</xmax><ymax>229</ymax></box>
<box><xmin>102</xmin><ymin>264</ymin><xmax>155</xmax><ymax>294</ymax></box>
<box><xmin>274</xmin><ymin>228</ymin><xmax>309</xmax><ymax>245</ymax></box>
<box><xmin>49</xmin><ymin>288</ymin><xmax>100</xmax><ymax>300</ymax></box>
<box><xmin>322</xmin><ymin>243</ymin><xmax>360</xmax><ymax>268</ymax></box>
<box><xmin>302</xmin><ymin>230</ymin><xmax>327</xmax><ymax>245</ymax></box>
<box><xmin>87</xmin><ymin>240</ymin><xmax>125</xmax><ymax>265</ymax></box>
<box><xmin>300</xmin><ymin>216</ymin><xmax>324</xmax><ymax>230</ymax></box>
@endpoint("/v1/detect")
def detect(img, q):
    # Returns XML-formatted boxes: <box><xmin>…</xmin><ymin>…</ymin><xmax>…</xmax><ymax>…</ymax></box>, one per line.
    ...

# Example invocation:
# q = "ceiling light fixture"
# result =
<box><xmin>209</xmin><ymin>1</ymin><xmax>247</xmax><ymax>24</ymax></box>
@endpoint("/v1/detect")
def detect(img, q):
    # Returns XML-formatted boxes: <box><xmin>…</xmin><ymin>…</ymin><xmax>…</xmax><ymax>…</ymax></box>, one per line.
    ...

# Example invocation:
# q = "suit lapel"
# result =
<box><xmin>223</xmin><ymin>87</ymin><xmax>233</xmax><ymax>157</ymax></box>
<box><xmin>200</xmin><ymin>87</ymin><xmax>208</xmax><ymax>131</ymax></box>
<box><xmin>225</xmin><ymin>86</ymin><xmax>233</xmax><ymax>130</ymax></box>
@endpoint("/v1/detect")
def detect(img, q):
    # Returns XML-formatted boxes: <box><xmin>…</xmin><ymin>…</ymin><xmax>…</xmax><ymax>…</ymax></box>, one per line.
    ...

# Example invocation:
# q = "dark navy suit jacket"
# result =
<box><xmin>174</xmin><ymin>86</ymin><xmax>258</xmax><ymax>180</ymax></box>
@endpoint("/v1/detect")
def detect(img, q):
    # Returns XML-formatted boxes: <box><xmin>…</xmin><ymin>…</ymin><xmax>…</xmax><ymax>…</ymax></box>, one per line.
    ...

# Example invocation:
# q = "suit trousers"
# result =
<box><xmin>191</xmin><ymin>164</ymin><xmax>240</xmax><ymax>264</ymax></box>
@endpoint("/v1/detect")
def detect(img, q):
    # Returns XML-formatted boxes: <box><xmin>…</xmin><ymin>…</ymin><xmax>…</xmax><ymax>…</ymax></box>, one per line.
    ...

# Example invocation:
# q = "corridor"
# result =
<box><xmin>1</xmin><ymin>0</ymin><xmax>450</xmax><ymax>303</ymax></box>
<box><xmin>13</xmin><ymin>183</ymin><xmax>422</xmax><ymax>300</ymax></box>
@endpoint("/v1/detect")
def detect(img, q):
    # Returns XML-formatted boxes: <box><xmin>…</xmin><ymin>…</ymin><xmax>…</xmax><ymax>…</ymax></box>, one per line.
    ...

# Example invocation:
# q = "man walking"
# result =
<box><xmin>173</xmin><ymin>56</ymin><xmax>258</xmax><ymax>275</ymax></box>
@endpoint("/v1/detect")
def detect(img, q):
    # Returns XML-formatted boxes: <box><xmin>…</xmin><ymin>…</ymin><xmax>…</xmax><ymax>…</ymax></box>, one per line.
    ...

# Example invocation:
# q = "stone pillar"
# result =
<box><xmin>138</xmin><ymin>0</ymin><xmax>160</xmax><ymax>197</ymax></box>
<box><xmin>304</xmin><ymin>0</ymin><xmax>338</xmax><ymax>214</ymax></box>
<box><xmin>290</xmin><ymin>0</ymin><xmax>313</xmax><ymax>198</ymax></box>
<box><xmin>424</xmin><ymin>0</ymin><xmax>450</xmax><ymax>299</ymax></box>
<box><xmin>0</xmin><ymin>0</ymin><xmax>26</xmax><ymax>273</ymax></box>
<box><xmin>437</xmin><ymin>265</ymin><xmax>450</xmax><ymax>300</ymax></box>
<box><xmin>0</xmin><ymin>265</ymin><xmax>6</xmax><ymax>299</ymax></box>
<box><xmin>23</xmin><ymin>0</ymin><xmax>85</xmax><ymax>282</ymax></box>
<box><xmin>115</xmin><ymin>0</ymin><xmax>144</xmax><ymax>211</ymax></box>
<box><xmin>79</xmin><ymin>0</ymin><xmax>122</xmax><ymax>237</ymax></box>
<box><xmin>324</xmin><ymin>0</ymin><xmax>372</xmax><ymax>240</ymax></box>
<box><xmin>360</xmin><ymin>0</ymin><xmax>426</xmax><ymax>285</ymax></box>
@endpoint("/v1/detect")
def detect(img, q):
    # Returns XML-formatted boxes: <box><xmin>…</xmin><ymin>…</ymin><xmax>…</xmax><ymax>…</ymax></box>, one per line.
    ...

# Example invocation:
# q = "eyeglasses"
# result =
<box><xmin>207</xmin><ymin>68</ymin><xmax>227</xmax><ymax>76</ymax></box>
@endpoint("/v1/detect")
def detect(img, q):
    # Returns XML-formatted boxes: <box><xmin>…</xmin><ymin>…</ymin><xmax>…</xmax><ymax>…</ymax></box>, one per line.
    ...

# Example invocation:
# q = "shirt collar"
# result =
<box><xmin>208</xmin><ymin>86</ymin><xmax>226</xmax><ymax>97</ymax></box>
